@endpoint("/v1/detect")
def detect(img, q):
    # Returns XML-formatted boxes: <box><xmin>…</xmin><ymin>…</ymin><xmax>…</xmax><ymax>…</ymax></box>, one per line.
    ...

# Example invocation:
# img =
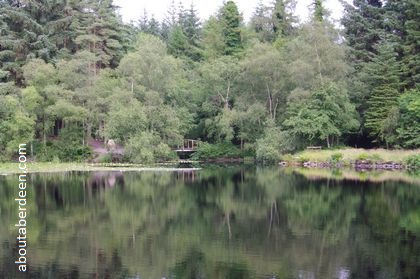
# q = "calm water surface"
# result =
<box><xmin>0</xmin><ymin>166</ymin><xmax>419</xmax><ymax>279</ymax></box>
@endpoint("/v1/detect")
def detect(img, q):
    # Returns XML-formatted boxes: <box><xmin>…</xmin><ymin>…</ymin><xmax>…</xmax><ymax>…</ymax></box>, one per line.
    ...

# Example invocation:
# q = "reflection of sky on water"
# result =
<box><xmin>338</xmin><ymin>268</ymin><xmax>350</xmax><ymax>279</ymax></box>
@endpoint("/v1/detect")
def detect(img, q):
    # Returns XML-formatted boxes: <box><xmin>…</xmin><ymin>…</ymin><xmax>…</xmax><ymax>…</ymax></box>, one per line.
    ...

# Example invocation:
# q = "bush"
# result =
<box><xmin>356</xmin><ymin>153</ymin><xmax>369</xmax><ymax>161</ymax></box>
<box><xmin>370</xmin><ymin>153</ymin><xmax>383</xmax><ymax>162</ymax></box>
<box><xmin>355</xmin><ymin>152</ymin><xmax>383</xmax><ymax>162</ymax></box>
<box><xmin>256</xmin><ymin>142</ymin><xmax>280</xmax><ymax>164</ymax></box>
<box><xmin>125</xmin><ymin>132</ymin><xmax>176</xmax><ymax>164</ymax></box>
<box><xmin>405</xmin><ymin>154</ymin><xmax>420</xmax><ymax>168</ymax></box>
<box><xmin>33</xmin><ymin>126</ymin><xmax>91</xmax><ymax>162</ymax></box>
<box><xmin>98</xmin><ymin>154</ymin><xmax>112</xmax><ymax>163</ymax></box>
<box><xmin>330</xmin><ymin>152</ymin><xmax>343</xmax><ymax>163</ymax></box>
<box><xmin>256</xmin><ymin>126</ymin><xmax>303</xmax><ymax>164</ymax></box>
<box><xmin>280</xmin><ymin>154</ymin><xmax>294</xmax><ymax>162</ymax></box>
<box><xmin>298</xmin><ymin>155</ymin><xmax>310</xmax><ymax>163</ymax></box>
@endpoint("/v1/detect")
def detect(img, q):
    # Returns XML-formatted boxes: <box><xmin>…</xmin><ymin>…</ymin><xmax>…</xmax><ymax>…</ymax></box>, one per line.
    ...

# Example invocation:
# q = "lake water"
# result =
<box><xmin>1</xmin><ymin>166</ymin><xmax>419</xmax><ymax>278</ymax></box>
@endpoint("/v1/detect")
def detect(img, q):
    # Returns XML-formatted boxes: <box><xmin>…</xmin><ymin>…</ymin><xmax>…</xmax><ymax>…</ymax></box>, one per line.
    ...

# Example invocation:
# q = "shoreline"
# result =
<box><xmin>0</xmin><ymin>162</ymin><xmax>202</xmax><ymax>175</ymax></box>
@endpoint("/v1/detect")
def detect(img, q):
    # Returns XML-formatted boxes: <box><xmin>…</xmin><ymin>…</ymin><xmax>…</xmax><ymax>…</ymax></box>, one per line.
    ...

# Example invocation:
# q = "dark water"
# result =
<box><xmin>0</xmin><ymin>166</ymin><xmax>419</xmax><ymax>279</ymax></box>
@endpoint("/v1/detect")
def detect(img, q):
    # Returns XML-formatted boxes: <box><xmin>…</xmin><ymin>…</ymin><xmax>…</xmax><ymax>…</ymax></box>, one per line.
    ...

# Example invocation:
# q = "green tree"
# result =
<box><xmin>250</xmin><ymin>2</ymin><xmax>274</xmax><ymax>42</ymax></box>
<box><xmin>397</xmin><ymin>88</ymin><xmax>420</xmax><ymax>148</ymax></box>
<box><xmin>0</xmin><ymin>84</ymin><xmax>35</xmax><ymax>159</ymax></box>
<box><xmin>363</xmin><ymin>41</ymin><xmax>401</xmax><ymax>145</ymax></box>
<box><xmin>284</xmin><ymin>22</ymin><xmax>348</xmax><ymax>90</ymax></box>
<box><xmin>272</xmin><ymin>0</ymin><xmax>297</xmax><ymax>38</ymax></box>
<box><xmin>167</xmin><ymin>25</ymin><xmax>189</xmax><ymax>58</ymax></box>
<box><xmin>283</xmin><ymin>83</ymin><xmax>359</xmax><ymax>148</ymax></box>
<box><xmin>219</xmin><ymin>1</ymin><xmax>243</xmax><ymax>56</ymax></box>
<box><xmin>0</xmin><ymin>1</ymin><xmax>49</xmax><ymax>84</ymax></box>
<box><xmin>342</xmin><ymin>0</ymin><xmax>384</xmax><ymax>66</ymax></box>
<box><xmin>201</xmin><ymin>16</ymin><xmax>225</xmax><ymax>60</ymax></box>
<box><xmin>312</xmin><ymin>0</ymin><xmax>326</xmax><ymax>22</ymax></box>
<box><xmin>341</xmin><ymin>0</ymin><xmax>385</xmax><ymax>123</ymax></box>
<box><xmin>74</xmin><ymin>0</ymin><xmax>125</xmax><ymax>70</ymax></box>
<box><xmin>385</xmin><ymin>0</ymin><xmax>420</xmax><ymax>89</ymax></box>
<box><xmin>239</xmin><ymin>43</ymin><xmax>288</xmax><ymax>121</ymax></box>
<box><xmin>104</xmin><ymin>100</ymin><xmax>147</xmax><ymax>143</ymax></box>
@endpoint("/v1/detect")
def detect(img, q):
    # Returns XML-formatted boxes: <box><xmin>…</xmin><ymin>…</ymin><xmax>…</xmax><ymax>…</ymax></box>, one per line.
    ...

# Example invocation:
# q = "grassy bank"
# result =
<box><xmin>0</xmin><ymin>162</ymin><xmax>200</xmax><ymax>175</ymax></box>
<box><xmin>283</xmin><ymin>148</ymin><xmax>420</xmax><ymax>166</ymax></box>
<box><xmin>286</xmin><ymin>167</ymin><xmax>420</xmax><ymax>185</ymax></box>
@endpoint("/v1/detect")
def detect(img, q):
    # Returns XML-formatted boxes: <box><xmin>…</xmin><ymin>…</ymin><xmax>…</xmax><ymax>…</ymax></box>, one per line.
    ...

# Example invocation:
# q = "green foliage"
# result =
<box><xmin>355</xmin><ymin>152</ymin><xmax>383</xmax><ymax>162</ymax></box>
<box><xmin>104</xmin><ymin>100</ymin><xmax>147</xmax><ymax>143</ymax></box>
<box><xmin>34</xmin><ymin>126</ymin><xmax>91</xmax><ymax>162</ymax></box>
<box><xmin>405</xmin><ymin>154</ymin><xmax>420</xmax><ymax>168</ymax></box>
<box><xmin>98</xmin><ymin>154</ymin><xmax>113</xmax><ymax>164</ymax></box>
<box><xmin>0</xmin><ymin>0</ymin><xmax>417</xmax><ymax>163</ymax></box>
<box><xmin>397</xmin><ymin>88</ymin><xmax>420</xmax><ymax>148</ymax></box>
<box><xmin>283</xmin><ymin>83</ymin><xmax>359</xmax><ymax>147</ymax></box>
<box><xmin>219</xmin><ymin>1</ymin><xmax>243</xmax><ymax>56</ymax></box>
<box><xmin>125</xmin><ymin>132</ymin><xmax>176</xmax><ymax>164</ymax></box>
<box><xmin>330</xmin><ymin>153</ymin><xmax>343</xmax><ymax>163</ymax></box>
<box><xmin>256</xmin><ymin>125</ymin><xmax>299</xmax><ymax>163</ymax></box>
<box><xmin>356</xmin><ymin>153</ymin><xmax>369</xmax><ymax>161</ymax></box>
<box><xmin>272</xmin><ymin>0</ymin><xmax>297</xmax><ymax>38</ymax></box>
<box><xmin>191</xmin><ymin>142</ymin><xmax>242</xmax><ymax>160</ymax></box>
<box><xmin>363</xmin><ymin>41</ymin><xmax>401</xmax><ymax>144</ymax></box>
<box><xmin>313</xmin><ymin>0</ymin><xmax>326</xmax><ymax>22</ymax></box>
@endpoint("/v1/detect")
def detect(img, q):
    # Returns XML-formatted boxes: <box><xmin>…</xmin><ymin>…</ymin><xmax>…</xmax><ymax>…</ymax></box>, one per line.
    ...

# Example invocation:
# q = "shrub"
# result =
<box><xmin>298</xmin><ymin>155</ymin><xmax>310</xmax><ymax>163</ymax></box>
<box><xmin>33</xmin><ymin>126</ymin><xmax>92</xmax><ymax>162</ymax></box>
<box><xmin>357</xmin><ymin>153</ymin><xmax>369</xmax><ymax>161</ymax></box>
<box><xmin>330</xmin><ymin>152</ymin><xmax>343</xmax><ymax>163</ymax></box>
<box><xmin>370</xmin><ymin>153</ymin><xmax>383</xmax><ymax>162</ymax></box>
<box><xmin>280</xmin><ymin>154</ymin><xmax>294</xmax><ymax>162</ymax></box>
<box><xmin>155</xmin><ymin>142</ymin><xmax>177</xmax><ymax>162</ymax></box>
<box><xmin>256</xmin><ymin>143</ymin><xmax>280</xmax><ymax>164</ymax></box>
<box><xmin>125</xmin><ymin>132</ymin><xmax>176</xmax><ymax>164</ymax></box>
<box><xmin>98</xmin><ymin>154</ymin><xmax>112</xmax><ymax>163</ymax></box>
<box><xmin>405</xmin><ymin>154</ymin><xmax>420</xmax><ymax>168</ymax></box>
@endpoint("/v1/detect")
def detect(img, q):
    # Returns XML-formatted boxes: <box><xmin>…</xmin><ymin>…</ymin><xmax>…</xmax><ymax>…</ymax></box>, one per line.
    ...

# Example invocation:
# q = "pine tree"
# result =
<box><xmin>138</xmin><ymin>9</ymin><xmax>150</xmax><ymax>33</ymax></box>
<box><xmin>342</xmin><ymin>0</ymin><xmax>384</xmax><ymax>67</ymax></box>
<box><xmin>167</xmin><ymin>25</ymin><xmax>189</xmax><ymax>58</ymax></box>
<box><xmin>364</xmin><ymin>41</ymin><xmax>401</xmax><ymax>144</ymax></box>
<box><xmin>164</xmin><ymin>0</ymin><xmax>177</xmax><ymax>29</ymax></box>
<box><xmin>251</xmin><ymin>1</ymin><xmax>274</xmax><ymax>42</ymax></box>
<box><xmin>385</xmin><ymin>0</ymin><xmax>419</xmax><ymax>89</ymax></box>
<box><xmin>74</xmin><ymin>0</ymin><xmax>125</xmax><ymax>69</ymax></box>
<box><xmin>219</xmin><ymin>1</ymin><xmax>243</xmax><ymax>56</ymax></box>
<box><xmin>0</xmin><ymin>1</ymin><xmax>52</xmax><ymax>84</ymax></box>
<box><xmin>312</xmin><ymin>0</ymin><xmax>326</xmax><ymax>22</ymax></box>
<box><xmin>183</xmin><ymin>3</ymin><xmax>201</xmax><ymax>45</ymax></box>
<box><xmin>148</xmin><ymin>16</ymin><xmax>161</xmax><ymax>37</ymax></box>
<box><xmin>272</xmin><ymin>0</ymin><xmax>296</xmax><ymax>37</ymax></box>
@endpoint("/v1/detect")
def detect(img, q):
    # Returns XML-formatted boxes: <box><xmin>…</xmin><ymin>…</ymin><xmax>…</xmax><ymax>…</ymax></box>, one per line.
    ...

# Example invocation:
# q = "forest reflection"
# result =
<box><xmin>0</xmin><ymin>166</ymin><xmax>419</xmax><ymax>279</ymax></box>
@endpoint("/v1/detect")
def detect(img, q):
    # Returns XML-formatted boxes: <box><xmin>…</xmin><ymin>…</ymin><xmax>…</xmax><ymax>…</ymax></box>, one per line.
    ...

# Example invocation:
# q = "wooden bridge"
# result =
<box><xmin>175</xmin><ymin>139</ymin><xmax>200</xmax><ymax>153</ymax></box>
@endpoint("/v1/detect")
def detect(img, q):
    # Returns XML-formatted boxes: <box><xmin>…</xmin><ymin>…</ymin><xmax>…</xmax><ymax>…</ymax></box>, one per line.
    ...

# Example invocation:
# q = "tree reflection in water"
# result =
<box><xmin>0</xmin><ymin>166</ymin><xmax>419</xmax><ymax>278</ymax></box>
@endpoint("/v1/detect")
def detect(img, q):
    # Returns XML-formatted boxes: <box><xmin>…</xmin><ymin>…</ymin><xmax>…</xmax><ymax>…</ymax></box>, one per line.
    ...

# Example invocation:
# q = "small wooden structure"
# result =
<box><xmin>175</xmin><ymin>139</ymin><xmax>200</xmax><ymax>152</ymax></box>
<box><xmin>306</xmin><ymin>146</ymin><xmax>322</xmax><ymax>150</ymax></box>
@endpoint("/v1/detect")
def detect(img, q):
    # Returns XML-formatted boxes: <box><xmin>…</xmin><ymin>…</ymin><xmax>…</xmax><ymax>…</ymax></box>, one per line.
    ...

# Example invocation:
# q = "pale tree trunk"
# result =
<box><xmin>217</xmin><ymin>80</ymin><xmax>231</xmax><ymax>110</ymax></box>
<box><xmin>311</xmin><ymin>26</ymin><xmax>324</xmax><ymax>84</ymax></box>
<box><xmin>226</xmin><ymin>213</ymin><xmax>232</xmax><ymax>239</ymax></box>
<box><xmin>225</xmin><ymin>80</ymin><xmax>231</xmax><ymax>109</ymax></box>
<box><xmin>266</xmin><ymin>83</ymin><xmax>273</xmax><ymax>119</ymax></box>
<box><xmin>273</xmin><ymin>98</ymin><xmax>279</xmax><ymax>121</ymax></box>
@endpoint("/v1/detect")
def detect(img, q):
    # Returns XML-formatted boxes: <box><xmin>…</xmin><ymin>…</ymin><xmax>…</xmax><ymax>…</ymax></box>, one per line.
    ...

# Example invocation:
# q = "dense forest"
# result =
<box><xmin>0</xmin><ymin>0</ymin><xmax>418</xmax><ymax>163</ymax></box>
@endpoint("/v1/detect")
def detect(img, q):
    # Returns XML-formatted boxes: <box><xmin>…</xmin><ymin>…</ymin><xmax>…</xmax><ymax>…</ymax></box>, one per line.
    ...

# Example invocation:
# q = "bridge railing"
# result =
<box><xmin>176</xmin><ymin>139</ymin><xmax>200</xmax><ymax>151</ymax></box>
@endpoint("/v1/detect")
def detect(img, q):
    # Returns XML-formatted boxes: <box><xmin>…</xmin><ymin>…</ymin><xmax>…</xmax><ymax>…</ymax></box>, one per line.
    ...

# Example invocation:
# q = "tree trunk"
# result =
<box><xmin>266</xmin><ymin>83</ymin><xmax>273</xmax><ymax>119</ymax></box>
<box><xmin>226</xmin><ymin>213</ymin><xmax>232</xmax><ymax>239</ymax></box>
